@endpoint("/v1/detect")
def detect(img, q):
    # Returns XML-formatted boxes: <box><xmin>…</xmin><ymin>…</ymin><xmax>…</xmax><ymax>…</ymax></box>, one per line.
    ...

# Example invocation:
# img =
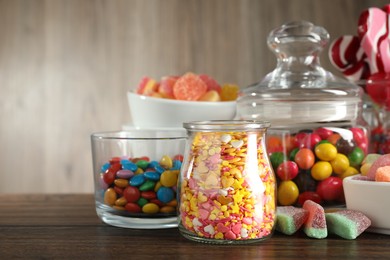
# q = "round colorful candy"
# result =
<box><xmin>316</xmin><ymin>176</ymin><xmax>343</xmax><ymax>201</ymax></box>
<box><xmin>294</xmin><ymin>148</ymin><xmax>315</xmax><ymax>170</ymax></box>
<box><xmin>123</xmin><ymin>186</ymin><xmax>141</xmax><ymax>203</ymax></box>
<box><xmin>276</xmin><ymin>161</ymin><xmax>299</xmax><ymax>181</ymax></box>
<box><xmin>330</xmin><ymin>153</ymin><xmax>350</xmax><ymax>174</ymax></box>
<box><xmin>314</xmin><ymin>143</ymin><xmax>337</xmax><ymax>161</ymax></box>
<box><xmin>277</xmin><ymin>180</ymin><xmax>299</xmax><ymax>206</ymax></box>
<box><xmin>311</xmin><ymin>161</ymin><xmax>333</xmax><ymax>181</ymax></box>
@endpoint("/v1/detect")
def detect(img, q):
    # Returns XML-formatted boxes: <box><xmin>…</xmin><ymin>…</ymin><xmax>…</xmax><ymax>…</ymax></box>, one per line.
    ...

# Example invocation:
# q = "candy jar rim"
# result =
<box><xmin>91</xmin><ymin>130</ymin><xmax>186</xmax><ymax>141</ymax></box>
<box><xmin>183</xmin><ymin>120</ymin><xmax>271</xmax><ymax>131</ymax></box>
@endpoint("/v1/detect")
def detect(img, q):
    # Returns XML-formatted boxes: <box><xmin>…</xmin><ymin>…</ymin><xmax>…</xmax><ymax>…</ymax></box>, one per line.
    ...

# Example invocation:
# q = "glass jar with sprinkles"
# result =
<box><xmin>178</xmin><ymin>120</ymin><xmax>276</xmax><ymax>244</ymax></box>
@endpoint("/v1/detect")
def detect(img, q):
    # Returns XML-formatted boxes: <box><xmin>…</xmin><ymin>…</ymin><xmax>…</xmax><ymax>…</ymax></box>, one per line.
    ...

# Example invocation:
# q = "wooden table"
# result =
<box><xmin>1</xmin><ymin>194</ymin><xmax>389</xmax><ymax>259</ymax></box>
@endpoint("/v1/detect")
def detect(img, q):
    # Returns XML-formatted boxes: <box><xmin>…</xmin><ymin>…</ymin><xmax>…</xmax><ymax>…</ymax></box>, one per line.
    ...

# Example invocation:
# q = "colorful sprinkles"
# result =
<box><xmin>179</xmin><ymin>130</ymin><xmax>276</xmax><ymax>241</ymax></box>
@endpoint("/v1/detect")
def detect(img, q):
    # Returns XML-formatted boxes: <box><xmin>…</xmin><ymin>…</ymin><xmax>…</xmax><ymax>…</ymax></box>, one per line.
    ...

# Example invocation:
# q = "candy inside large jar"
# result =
<box><xmin>178</xmin><ymin>121</ymin><xmax>276</xmax><ymax>244</ymax></box>
<box><xmin>236</xmin><ymin>21</ymin><xmax>369</xmax><ymax>207</ymax></box>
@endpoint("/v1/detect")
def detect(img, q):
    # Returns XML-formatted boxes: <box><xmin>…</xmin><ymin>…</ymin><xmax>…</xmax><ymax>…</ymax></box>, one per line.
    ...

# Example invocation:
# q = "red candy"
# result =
<box><xmin>298</xmin><ymin>191</ymin><xmax>322</xmax><ymax>206</ymax></box>
<box><xmin>123</xmin><ymin>186</ymin><xmax>141</xmax><ymax>203</ymax></box>
<box><xmin>316</xmin><ymin>176</ymin><xmax>343</xmax><ymax>202</ymax></box>
<box><xmin>199</xmin><ymin>74</ymin><xmax>222</xmax><ymax>94</ymax></box>
<box><xmin>276</xmin><ymin>161</ymin><xmax>299</xmax><ymax>181</ymax></box>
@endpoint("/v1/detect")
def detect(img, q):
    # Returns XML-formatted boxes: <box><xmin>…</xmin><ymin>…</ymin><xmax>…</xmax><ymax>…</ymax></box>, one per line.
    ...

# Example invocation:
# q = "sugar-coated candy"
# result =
<box><xmin>199</xmin><ymin>90</ymin><xmax>221</xmax><ymax>102</ymax></box>
<box><xmin>366</xmin><ymin>154</ymin><xmax>390</xmax><ymax>180</ymax></box>
<box><xmin>375</xmin><ymin>166</ymin><xmax>390</xmax><ymax>182</ymax></box>
<box><xmin>220</xmin><ymin>84</ymin><xmax>239</xmax><ymax>101</ymax></box>
<box><xmin>173</xmin><ymin>72</ymin><xmax>207</xmax><ymax>101</ymax></box>
<box><xmin>302</xmin><ymin>200</ymin><xmax>327</xmax><ymax>239</ymax></box>
<box><xmin>158</xmin><ymin>76</ymin><xmax>178</xmax><ymax>99</ymax></box>
<box><xmin>99</xmin><ymin>154</ymin><xmax>183</xmax><ymax>216</ymax></box>
<box><xmin>325</xmin><ymin>210</ymin><xmax>371</xmax><ymax>239</ymax></box>
<box><xmin>136</xmin><ymin>76</ymin><xmax>159</xmax><ymax>95</ymax></box>
<box><xmin>199</xmin><ymin>74</ymin><xmax>222</xmax><ymax>93</ymax></box>
<box><xmin>276</xmin><ymin>206</ymin><xmax>309</xmax><ymax>235</ymax></box>
<box><xmin>134</xmin><ymin>73</ymin><xmax>239</xmax><ymax>102</ymax></box>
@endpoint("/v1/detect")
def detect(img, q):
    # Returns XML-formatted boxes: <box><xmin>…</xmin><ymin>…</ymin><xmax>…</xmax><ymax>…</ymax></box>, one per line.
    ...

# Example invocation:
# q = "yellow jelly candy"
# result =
<box><xmin>199</xmin><ymin>90</ymin><xmax>221</xmax><ymax>101</ymax></box>
<box><xmin>221</xmin><ymin>84</ymin><xmax>239</xmax><ymax>101</ymax></box>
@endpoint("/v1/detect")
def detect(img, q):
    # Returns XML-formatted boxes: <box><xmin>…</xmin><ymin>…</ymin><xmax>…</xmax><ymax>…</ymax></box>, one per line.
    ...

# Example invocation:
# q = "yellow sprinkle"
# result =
<box><xmin>215</xmin><ymin>232</ymin><xmax>224</xmax><ymax>239</ymax></box>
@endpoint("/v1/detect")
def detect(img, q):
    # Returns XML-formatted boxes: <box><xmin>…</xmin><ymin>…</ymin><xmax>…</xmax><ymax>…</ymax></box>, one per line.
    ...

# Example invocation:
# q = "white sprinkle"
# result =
<box><xmin>231</xmin><ymin>140</ymin><xmax>244</xmax><ymax>148</ymax></box>
<box><xmin>221</xmin><ymin>134</ymin><xmax>232</xmax><ymax>143</ymax></box>
<box><xmin>240</xmin><ymin>228</ymin><xmax>248</xmax><ymax>238</ymax></box>
<box><xmin>204</xmin><ymin>224</ymin><xmax>215</xmax><ymax>235</ymax></box>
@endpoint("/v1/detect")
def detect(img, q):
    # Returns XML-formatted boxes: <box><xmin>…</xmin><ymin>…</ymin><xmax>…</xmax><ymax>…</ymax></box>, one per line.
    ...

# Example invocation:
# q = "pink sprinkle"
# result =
<box><xmin>217</xmin><ymin>223</ymin><xmax>230</xmax><ymax>233</ymax></box>
<box><xmin>231</xmin><ymin>223</ymin><xmax>242</xmax><ymax>235</ymax></box>
<box><xmin>188</xmin><ymin>178</ymin><xmax>197</xmax><ymax>189</ymax></box>
<box><xmin>224</xmin><ymin>230</ymin><xmax>236</xmax><ymax>240</ymax></box>
<box><xmin>243</xmin><ymin>217</ymin><xmax>252</xmax><ymax>225</ymax></box>
<box><xmin>200</xmin><ymin>202</ymin><xmax>212</xmax><ymax>210</ymax></box>
<box><xmin>209</xmin><ymin>154</ymin><xmax>220</xmax><ymax>164</ymax></box>
<box><xmin>222</xmin><ymin>155</ymin><xmax>235</xmax><ymax>160</ymax></box>
<box><xmin>199</xmin><ymin>209</ymin><xmax>210</xmax><ymax>220</ymax></box>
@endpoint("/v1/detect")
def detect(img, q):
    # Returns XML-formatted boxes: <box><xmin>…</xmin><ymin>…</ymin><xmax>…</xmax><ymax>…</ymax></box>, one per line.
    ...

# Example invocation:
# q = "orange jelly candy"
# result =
<box><xmin>220</xmin><ymin>84</ymin><xmax>239</xmax><ymax>101</ymax></box>
<box><xmin>173</xmin><ymin>72</ymin><xmax>207</xmax><ymax>101</ymax></box>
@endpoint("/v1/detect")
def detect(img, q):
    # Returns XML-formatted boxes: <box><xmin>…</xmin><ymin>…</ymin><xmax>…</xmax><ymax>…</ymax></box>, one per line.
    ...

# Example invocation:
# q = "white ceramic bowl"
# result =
<box><xmin>127</xmin><ymin>92</ymin><xmax>237</xmax><ymax>128</ymax></box>
<box><xmin>343</xmin><ymin>175</ymin><xmax>390</xmax><ymax>235</ymax></box>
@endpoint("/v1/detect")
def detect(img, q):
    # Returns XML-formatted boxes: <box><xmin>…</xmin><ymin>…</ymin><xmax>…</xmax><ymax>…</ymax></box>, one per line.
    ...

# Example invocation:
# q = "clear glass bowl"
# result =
<box><xmin>91</xmin><ymin>130</ymin><xmax>186</xmax><ymax>229</ymax></box>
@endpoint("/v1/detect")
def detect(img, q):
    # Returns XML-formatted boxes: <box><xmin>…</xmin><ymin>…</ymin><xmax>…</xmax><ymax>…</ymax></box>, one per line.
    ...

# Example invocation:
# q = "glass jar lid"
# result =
<box><xmin>236</xmin><ymin>21</ymin><xmax>363</xmax><ymax>127</ymax></box>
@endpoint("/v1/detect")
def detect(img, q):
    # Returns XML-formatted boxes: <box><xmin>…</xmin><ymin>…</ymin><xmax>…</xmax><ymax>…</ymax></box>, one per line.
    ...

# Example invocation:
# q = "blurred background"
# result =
<box><xmin>0</xmin><ymin>0</ymin><xmax>388</xmax><ymax>193</ymax></box>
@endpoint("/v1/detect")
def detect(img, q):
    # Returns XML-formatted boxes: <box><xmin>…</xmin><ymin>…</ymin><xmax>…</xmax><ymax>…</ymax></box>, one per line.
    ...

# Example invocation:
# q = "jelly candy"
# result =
<box><xmin>199</xmin><ymin>90</ymin><xmax>221</xmax><ymax>101</ymax></box>
<box><xmin>199</xmin><ymin>74</ymin><xmax>222</xmax><ymax>93</ymax></box>
<box><xmin>136</xmin><ymin>76</ymin><xmax>158</xmax><ymax>95</ymax></box>
<box><xmin>173</xmin><ymin>72</ymin><xmax>207</xmax><ymax>101</ymax></box>
<box><xmin>302</xmin><ymin>200</ymin><xmax>327</xmax><ymax>239</ymax></box>
<box><xmin>366</xmin><ymin>153</ymin><xmax>390</xmax><ymax>180</ymax></box>
<box><xmin>276</xmin><ymin>206</ymin><xmax>309</xmax><ymax>235</ymax></box>
<box><xmin>220</xmin><ymin>84</ymin><xmax>239</xmax><ymax>101</ymax></box>
<box><xmin>325</xmin><ymin>210</ymin><xmax>371</xmax><ymax>239</ymax></box>
<box><xmin>158</xmin><ymin>76</ymin><xmax>178</xmax><ymax>99</ymax></box>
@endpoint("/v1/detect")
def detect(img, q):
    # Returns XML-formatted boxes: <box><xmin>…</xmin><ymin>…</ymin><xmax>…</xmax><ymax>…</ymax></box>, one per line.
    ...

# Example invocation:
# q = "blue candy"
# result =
<box><xmin>121</xmin><ymin>160</ymin><xmax>138</xmax><ymax>171</ymax></box>
<box><xmin>171</xmin><ymin>160</ymin><xmax>182</xmax><ymax>170</ymax></box>
<box><xmin>156</xmin><ymin>187</ymin><xmax>174</xmax><ymax>203</ymax></box>
<box><xmin>129</xmin><ymin>174</ymin><xmax>146</xmax><ymax>186</ymax></box>
<box><xmin>144</xmin><ymin>171</ymin><xmax>160</xmax><ymax>181</ymax></box>
<box><xmin>100</xmin><ymin>162</ymin><xmax>110</xmax><ymax>173</ymax></box>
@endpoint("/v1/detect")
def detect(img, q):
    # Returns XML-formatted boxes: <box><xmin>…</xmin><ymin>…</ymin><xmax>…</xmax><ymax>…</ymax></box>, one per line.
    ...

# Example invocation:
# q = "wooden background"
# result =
<box><xmin>0</xmin><ymin>0</ymin><xmax>388</xmax><ymax>193</ymax></box>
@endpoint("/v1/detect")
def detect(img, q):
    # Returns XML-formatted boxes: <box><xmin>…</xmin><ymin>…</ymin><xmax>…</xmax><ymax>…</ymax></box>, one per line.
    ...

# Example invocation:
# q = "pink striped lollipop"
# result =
<box><xmin>358</xmin><ymin>7</ymin><xmax>390</xmax><ymax>73</ymax></box>
<box><xmin>329</xmin><ymin>35</ymin><xmax>370</xmax><ymax>81</ymax></box>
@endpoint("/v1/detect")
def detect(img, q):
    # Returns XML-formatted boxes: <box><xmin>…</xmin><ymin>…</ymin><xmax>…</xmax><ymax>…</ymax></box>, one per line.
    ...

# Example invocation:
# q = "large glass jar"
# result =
<box><xmin>178</xmin><ymin>120</ymin><xmax>276</xmax><ymax>244</ymax></box>
<box><xmin>236</xmin><ymin>21</ymin><xmax>369</xmax><ymax>207</ymax></box>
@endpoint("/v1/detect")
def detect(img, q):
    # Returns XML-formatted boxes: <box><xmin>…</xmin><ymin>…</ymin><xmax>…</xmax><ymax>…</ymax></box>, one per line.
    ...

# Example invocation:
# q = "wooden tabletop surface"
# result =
<box><xmin>1</xmin><ymin>194</ymin><xmax>389</xmax><ymax>259</ymax></box>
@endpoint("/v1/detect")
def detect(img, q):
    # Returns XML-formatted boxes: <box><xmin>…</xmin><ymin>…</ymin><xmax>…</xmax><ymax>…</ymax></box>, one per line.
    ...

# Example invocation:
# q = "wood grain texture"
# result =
<box><xmin>0</xmin><ymin>194</ymin><xmax>390</xmax><ymax>259</ymax></box>
<box><xmin>0</xmin><ymin>0</ymin><xmax>388</xmax><ymax>193</ymax></box>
